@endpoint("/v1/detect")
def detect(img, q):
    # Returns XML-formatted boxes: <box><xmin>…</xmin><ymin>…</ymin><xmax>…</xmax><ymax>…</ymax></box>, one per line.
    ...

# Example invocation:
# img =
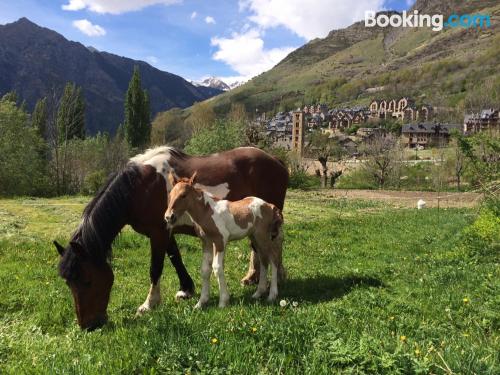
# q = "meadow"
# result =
<box><xmin>0</xmin><ymin>190</ymin><xmax>498</xmax><ymax>374</ymax></box>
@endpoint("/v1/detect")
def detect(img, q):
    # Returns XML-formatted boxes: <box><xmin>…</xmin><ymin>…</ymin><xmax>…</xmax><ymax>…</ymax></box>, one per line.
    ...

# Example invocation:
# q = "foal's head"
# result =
<box><xmin>165</xmin><ymin>171</ymin><xmax>198</xmax><ymax>226</ymax></box>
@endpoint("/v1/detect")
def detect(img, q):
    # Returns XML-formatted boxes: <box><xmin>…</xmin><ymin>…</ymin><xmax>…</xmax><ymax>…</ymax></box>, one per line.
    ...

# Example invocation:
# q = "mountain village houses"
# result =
<box><xmin>261</xmin><ymin>97</ymin><xmax>499</xmax><ymax>154</ymax></box>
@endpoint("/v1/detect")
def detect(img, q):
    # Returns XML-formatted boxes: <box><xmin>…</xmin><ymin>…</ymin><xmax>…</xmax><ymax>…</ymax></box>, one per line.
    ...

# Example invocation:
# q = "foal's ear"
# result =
<box><xmin>168</xmin><ymin>171</ymin><xmax>178</xmax><ymax>187</ymax></box>
<box><xmin>53</xmin><ymin>240</ymin><xmax>65</xmax><ymax>256</ymax></box>
<box><xmin>189</xmin><ymin>171</ymin><xmax>198</xmax><ymax>185</ymax></box>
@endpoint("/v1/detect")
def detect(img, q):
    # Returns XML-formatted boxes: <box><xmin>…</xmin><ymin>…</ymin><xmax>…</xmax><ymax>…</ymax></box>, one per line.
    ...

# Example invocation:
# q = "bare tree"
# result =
<box><xmin>306</xmin><ymin>131</ymin><xmax>344</xmax><ymax>187</ymax></box>
<box><xmin>361</xmin><ymin>134</ymin><xmax>397</xmax><ymax>189</ymax></box>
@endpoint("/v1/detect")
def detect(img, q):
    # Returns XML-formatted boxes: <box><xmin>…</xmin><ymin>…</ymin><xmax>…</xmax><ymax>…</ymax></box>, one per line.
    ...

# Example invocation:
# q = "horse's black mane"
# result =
<box><xmin>59</xmin><ymin>163</ymin><xmax>142</xmax><ymax>280</ymax></box>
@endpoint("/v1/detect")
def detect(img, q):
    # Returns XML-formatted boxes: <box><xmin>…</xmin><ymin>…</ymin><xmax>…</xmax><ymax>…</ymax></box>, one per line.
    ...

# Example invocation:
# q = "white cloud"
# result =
<box><xmin>190</xmin><ymin>11</ymin><xmax>197</xmax><ymax>20</ymax></box>
<box><xmin>211</xmin><ymin>29</ymin><xmax>295</xmax><ymax>79</ymax></box>
<box><xmin>62</xmin><ymin>0</ymin><xmax>181</xmax><ymax>15</ymax></box>
<box><xmin>146</xmin><ymin>55</ymin><xmax>159</xmax><ymax>64</ymax></box>
<box><xmin>205</xmin><ymin>16</ymin><xmax>216</xmax><ymax>24</ymax></box>
<box><xmin>239</xmin><ymin>0</ymin><xmax>385</xmax><ymax>40</ymax></box>
<box><xmin>72</xmin><ymin>19</ymin><xmax>106</xmax><ymax>36</ymax></box>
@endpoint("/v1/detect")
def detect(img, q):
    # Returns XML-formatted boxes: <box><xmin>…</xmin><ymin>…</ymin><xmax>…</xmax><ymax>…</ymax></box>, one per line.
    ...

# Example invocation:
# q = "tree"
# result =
<box><xmin>150</xmin><ymin>108</ymin><xmax>190</xmax><ymax>148</ymax></box>
<box><xmin>0</xmin><ymin>99</ymin><xmax>49</xmax><ymax>196</ymax></box>
<box><xmin>186</xmin><ymin>101</ymin><xmax>215</xmax><ymax>135</ymax></box>
<box><xmin>361</xmin><ymin>134</ymin><xmax>397</xmax><ymax>188</ymax></box>
<box><xmin>124</xmin><ymin>66</ymin><xmax>151</xmax><ymax>149</ymax></box>
<box><xmin>56</xmin><ymin>82</ymin><xmax>85</xmax><ymax>143</ymax></box>
<box><xmin>1</xmin><ymin>91</ymin><xmax>18</xmax><ymax>104</ymax></box>
<box><xmin>32</xmin><ymin>97</ymin><xmax>48</xmax><ymax>139</ymax></box>
<box><xmin>458</xmin><ymin>132</ymin><xmax>499</xmax><ymax>212</ymax></box>
<box><xmin>185</xmin><ymin>119</ymin><xmax>245</xmax><ymax>155</ymax></box>
<box><xmin>306</xmin><ymin>131</ymin><xmax>344</xmax><ymax>187</ymax></box>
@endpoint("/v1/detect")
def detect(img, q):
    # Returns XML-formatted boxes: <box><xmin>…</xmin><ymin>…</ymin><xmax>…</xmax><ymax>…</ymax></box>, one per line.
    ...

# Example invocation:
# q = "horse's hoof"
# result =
<box><xmin>252</xmin><ymin>291</ymin><xmax>263</xmax><ymax>299</ymax></box>
<box><xmin>175</xmin><ymin>290</ymin><xmax>193</xmax><ymax>301</ymax></box>
<box><xmin>194</xmin><ymin>300</ymin><xmax>207</xmax><ymax>309</ymax></box>
<box><xmin>218</xmin><ymin>300</ymin><xmax>229</xmax><ymax>308</ymax></box>
<box><xmin>267</xmin><ymin>293</ymin><xmax>278</xmax><ymax>303</ymax></box>
<box><xmin>240</xmin><ymin>274</ymin><xmax>259</xmax><ymax>286</ymax></box>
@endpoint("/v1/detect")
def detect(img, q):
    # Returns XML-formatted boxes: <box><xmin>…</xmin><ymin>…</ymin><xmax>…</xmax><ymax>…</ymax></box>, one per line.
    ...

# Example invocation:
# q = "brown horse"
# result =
<box><xmin>55</xmin><ymin>146</ymin><xmax>288</xmax><ymax>330</ymax></box>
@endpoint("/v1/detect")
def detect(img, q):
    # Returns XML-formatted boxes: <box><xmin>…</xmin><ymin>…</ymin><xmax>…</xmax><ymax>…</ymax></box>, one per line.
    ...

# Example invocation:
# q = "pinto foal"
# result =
<box><xmin>165</xmin><ymin>172</ymin><xmax>284</xmax><ymax>308</ymax></box>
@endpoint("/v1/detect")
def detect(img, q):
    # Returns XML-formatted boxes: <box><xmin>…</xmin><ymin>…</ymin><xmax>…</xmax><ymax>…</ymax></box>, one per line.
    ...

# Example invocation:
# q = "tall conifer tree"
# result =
<box><xmin>56</xmin><ymin>82</ymin><xmax>85</xmax><ymax>143</ymax></box>
<box><xmin>124</xmin><ymin>66</ymin><xmax>151</xmax><ymax>149</ymax></box>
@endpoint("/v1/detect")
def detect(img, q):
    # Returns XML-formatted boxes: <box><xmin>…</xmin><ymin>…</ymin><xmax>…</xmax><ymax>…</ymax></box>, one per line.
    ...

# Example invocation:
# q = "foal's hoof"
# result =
<box><xmin>175</xmin><ymin>290</ymin><xmax>193</xmax><ymax>301</ymax></box>
<box><xmin>135</xmin><ymin>304</ymin><xmax>152</xmax><ymax>317</ymax></box>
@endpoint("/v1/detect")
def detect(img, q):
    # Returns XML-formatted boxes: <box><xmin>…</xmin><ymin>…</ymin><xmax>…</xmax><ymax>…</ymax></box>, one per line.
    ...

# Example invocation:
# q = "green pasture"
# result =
<box><xmin>0</xmin><ymin>191</ymin><xmax>498</xmax><ymax>374</ymax></box>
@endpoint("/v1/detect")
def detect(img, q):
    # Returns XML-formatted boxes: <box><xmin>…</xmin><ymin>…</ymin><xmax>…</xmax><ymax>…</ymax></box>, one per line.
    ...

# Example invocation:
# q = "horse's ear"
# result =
<box><xmin>168</xmin><ymin>171</ymin><xmax>178</xmax><ymax>187</ymax></box>
<box><xmin>189</xmin><ymin>171</ymin><xmax>198</xmax><ymax>185</ymax></box>
<box><xmin>53</xmin><ymin>240</ymin><xmax>65</xmax><ymax>256</ymax></box>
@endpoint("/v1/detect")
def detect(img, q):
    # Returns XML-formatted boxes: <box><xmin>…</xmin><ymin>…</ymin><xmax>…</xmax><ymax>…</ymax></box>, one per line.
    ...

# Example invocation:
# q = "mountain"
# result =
<box><xmin>193</xmin><ymin>77</ymin><xmax>231</xmax><ymax>91</ymax></box>
<box><xmin>204</xmin><ymin>0</ymin><xmax>499</xmax><ymax>116</ymax></box>
<box><xmin>0</xmin><ymin>18</ymin><xmax>223</xmax><ymax>134</ymax></box>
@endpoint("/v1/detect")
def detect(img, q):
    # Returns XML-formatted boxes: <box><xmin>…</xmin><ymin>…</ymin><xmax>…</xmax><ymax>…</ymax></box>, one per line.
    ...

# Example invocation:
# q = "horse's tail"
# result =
<box><xmin>270</xmin><ymin>205</ymin><xmax>283</xmax><ymax>240</ymax></box>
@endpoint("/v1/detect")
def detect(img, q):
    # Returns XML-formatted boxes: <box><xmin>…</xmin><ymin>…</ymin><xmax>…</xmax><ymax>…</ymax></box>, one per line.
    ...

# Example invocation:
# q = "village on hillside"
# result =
<box><xmin>258</xmin><ymin>97</ymin><xmax>499</xmax><ymax>155</ymax></box>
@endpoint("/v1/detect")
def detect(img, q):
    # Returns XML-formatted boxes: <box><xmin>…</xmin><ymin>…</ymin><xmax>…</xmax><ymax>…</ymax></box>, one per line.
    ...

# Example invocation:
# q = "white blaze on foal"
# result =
<box><xmin>165</xmin><ymin>172</ymin><xmax>284</xmax><ymax>308</ymax></box>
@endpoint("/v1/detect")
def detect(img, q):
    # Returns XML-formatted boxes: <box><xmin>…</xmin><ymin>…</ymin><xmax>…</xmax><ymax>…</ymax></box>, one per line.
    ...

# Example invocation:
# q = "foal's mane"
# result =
<box><xmin>59</xmin><ymin>163</ymin><xmax>143</xmax><ymax>279</ymax></box>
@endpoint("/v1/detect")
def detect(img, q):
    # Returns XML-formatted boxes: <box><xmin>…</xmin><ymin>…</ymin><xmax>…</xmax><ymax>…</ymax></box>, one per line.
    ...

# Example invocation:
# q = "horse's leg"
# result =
<box><xmin>166</xmin><ymin>236</ymin><xmax>195</xmax><ymax>300</ymax></box>
<box><xmin>252</xmin><ymin>258</ymin><xmax>269</xmax><ymax>299</ymax></box>
<box><xmin>194</xmin><ymin>242</ymin><xmax>213</xmax><ymax>309</ymax></box>
<box><xmin>249</xmin><ymin>237</ymin><xmax>267</xmax><ymax>299</ymax></box>
<box><xmin>240</xmin><ymin>246</ymin><xmax>261</xmax><ymax>286</ymax></box>
<box><xmin>136</xmin><ymin>230</ymin><xmax>167</xmax><ymax>315</ymax></box>
<box><xmin>267</xmin><ymin>260</ymin><xmax>279</xmax><ymax>302</ymax></box>
<box><xmin>212</xmin><ymin>244</ymin><xmax>230</xmax><ymax>308</ymax></box>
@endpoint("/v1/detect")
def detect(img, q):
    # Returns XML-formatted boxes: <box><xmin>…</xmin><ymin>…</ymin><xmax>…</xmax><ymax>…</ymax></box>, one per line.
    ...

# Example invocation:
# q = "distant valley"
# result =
<box><xmin>0</xmin><ymin>18</ymin><xmax>223</xmax><ymax>134</ymax></box>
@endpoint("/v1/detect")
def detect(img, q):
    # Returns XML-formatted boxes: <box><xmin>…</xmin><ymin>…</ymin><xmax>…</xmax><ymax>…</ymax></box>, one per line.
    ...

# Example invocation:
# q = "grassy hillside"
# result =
<box><xmin>204</xmin><ymin>0</ymin><xmax>499</xmax><ymax>117</ymax></box>
<box><xmin>0</xmin><ymin>192</ymin><xmax>498</xmax><ymax>373</ymax></box>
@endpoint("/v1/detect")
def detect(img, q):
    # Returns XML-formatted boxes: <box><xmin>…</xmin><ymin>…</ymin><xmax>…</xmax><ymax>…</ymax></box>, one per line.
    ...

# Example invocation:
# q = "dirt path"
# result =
<box><xmin>322</xmin><ymin>189</ymin><xmax>482</xmax><ymax>208</ymax></box>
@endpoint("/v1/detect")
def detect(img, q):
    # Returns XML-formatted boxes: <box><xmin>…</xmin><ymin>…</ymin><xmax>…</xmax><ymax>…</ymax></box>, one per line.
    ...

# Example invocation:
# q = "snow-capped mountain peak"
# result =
<box><xmin>192</xmin><ymin>77</ymin><xmax>230</xmax><ymax>91</ymax></box>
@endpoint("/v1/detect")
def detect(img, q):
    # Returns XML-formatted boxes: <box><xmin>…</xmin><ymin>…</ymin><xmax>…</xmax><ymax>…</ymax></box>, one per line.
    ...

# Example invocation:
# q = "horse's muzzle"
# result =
<box><xmin>83</xmin><ymin>314</ymin><xmax>108</xmax><ymax>331</ymax></box>
<box><xmin>165</xmin><ymin>213</ymin><xmax>177</xmax><ymax>226</ymax></box>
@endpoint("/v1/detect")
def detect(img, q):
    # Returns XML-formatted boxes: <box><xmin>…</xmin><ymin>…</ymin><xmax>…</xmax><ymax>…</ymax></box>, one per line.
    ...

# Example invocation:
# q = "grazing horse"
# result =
<box><xmin>165</xmin><ymin>172</ymin><xmax>284</xmax><ymax>308</ymax></box>
<box><xmin>55</xmin><ymin>146</ymin><xmax>288</xmax><ymax>330</ymax></box>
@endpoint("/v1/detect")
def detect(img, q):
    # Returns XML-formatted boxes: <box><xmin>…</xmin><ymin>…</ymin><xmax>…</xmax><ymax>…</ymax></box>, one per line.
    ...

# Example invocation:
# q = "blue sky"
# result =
<box><xmin>0</xmin><ymin>0</ymin><xmax>414</xmax><ymax>84</ymax></box>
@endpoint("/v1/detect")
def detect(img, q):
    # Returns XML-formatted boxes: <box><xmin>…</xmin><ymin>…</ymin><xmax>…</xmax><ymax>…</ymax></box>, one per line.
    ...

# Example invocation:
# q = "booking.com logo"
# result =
<box><xmin>365</xmin><ymin>10</ymin><xmax>491</xmax><ymax>32</ymax></box>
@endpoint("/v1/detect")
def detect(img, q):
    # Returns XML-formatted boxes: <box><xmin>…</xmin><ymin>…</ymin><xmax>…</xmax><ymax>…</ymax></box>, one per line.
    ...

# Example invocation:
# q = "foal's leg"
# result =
<box><xmin>250</xmin><ymin>238</ymin><xmax>268</xmax><ymax>299</ymax></box>
<box><xmin>194</xmin><ymin>241</ymin><xmax>213</xmax><ymax>309</ymax></box>
<box><xmin>212</xmin><ymin>244</ymin><xmax>230</xmax><ymax>308</ymax></box>
<box><xmin>267</xmin><ymin>234</ymin><xmax>283</xmax><ymax>302</ymax></box>
<box><xmin>267</xmin><ymin>261</ymin><xmax>279</xmax><ymax>302</ymax></box>
<box><xmin>241</xmin><ymin>247</ymin><xmax>261</xmax><ymax>286</ymax></box>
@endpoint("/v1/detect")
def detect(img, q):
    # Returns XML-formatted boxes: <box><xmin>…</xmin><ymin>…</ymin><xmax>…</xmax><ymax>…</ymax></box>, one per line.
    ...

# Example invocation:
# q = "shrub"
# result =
<box><xmin>288</xmin><ymin>169</ymin><xmax>320</xmax><ymax>189</ymax></box>
<box><xmin>336</xmin><ymin>168</ymin><xmax>378</xmax><ymax>190</ymax></box>
<box><xmin>185</xmin><ymin>119</ymin><xmax>245</xmax><ymax>155</ymax></box>
<box><xmin>83</xmin><ymin>170</ymin><xmax>107</xmax><ymax>195</ymax></box>
<box><xmin>461</xmin><ymin>209</ymin><xmax>500</xmax><ymax>257</ymax></box>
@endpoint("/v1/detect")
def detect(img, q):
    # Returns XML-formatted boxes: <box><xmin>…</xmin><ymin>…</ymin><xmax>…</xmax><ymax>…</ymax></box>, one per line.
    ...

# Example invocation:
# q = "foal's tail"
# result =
<box><xmin>270</xmin><ymin>205</ymin><xmax>283</xmax><ymax>240</ymax></box>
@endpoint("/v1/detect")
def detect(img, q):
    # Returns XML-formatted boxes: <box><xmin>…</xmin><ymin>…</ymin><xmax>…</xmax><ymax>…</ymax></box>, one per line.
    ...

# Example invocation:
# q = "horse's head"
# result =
<box><xmin>165</xmin><ymin>171</ymin><xmax>198</xmax><ymax>226</ymax></box>
<box><xmin>54</xmin><ymin>240</ymin><xmax>113</xmax><ymax>330</ymax></box>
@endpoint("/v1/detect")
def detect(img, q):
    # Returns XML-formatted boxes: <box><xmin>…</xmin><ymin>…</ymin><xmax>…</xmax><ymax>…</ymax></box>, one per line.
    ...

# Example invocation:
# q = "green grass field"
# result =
<box><xmin>0</xmin><ymin>191</ymin><xmax>498</xmax><ymax>374</ymax></box>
